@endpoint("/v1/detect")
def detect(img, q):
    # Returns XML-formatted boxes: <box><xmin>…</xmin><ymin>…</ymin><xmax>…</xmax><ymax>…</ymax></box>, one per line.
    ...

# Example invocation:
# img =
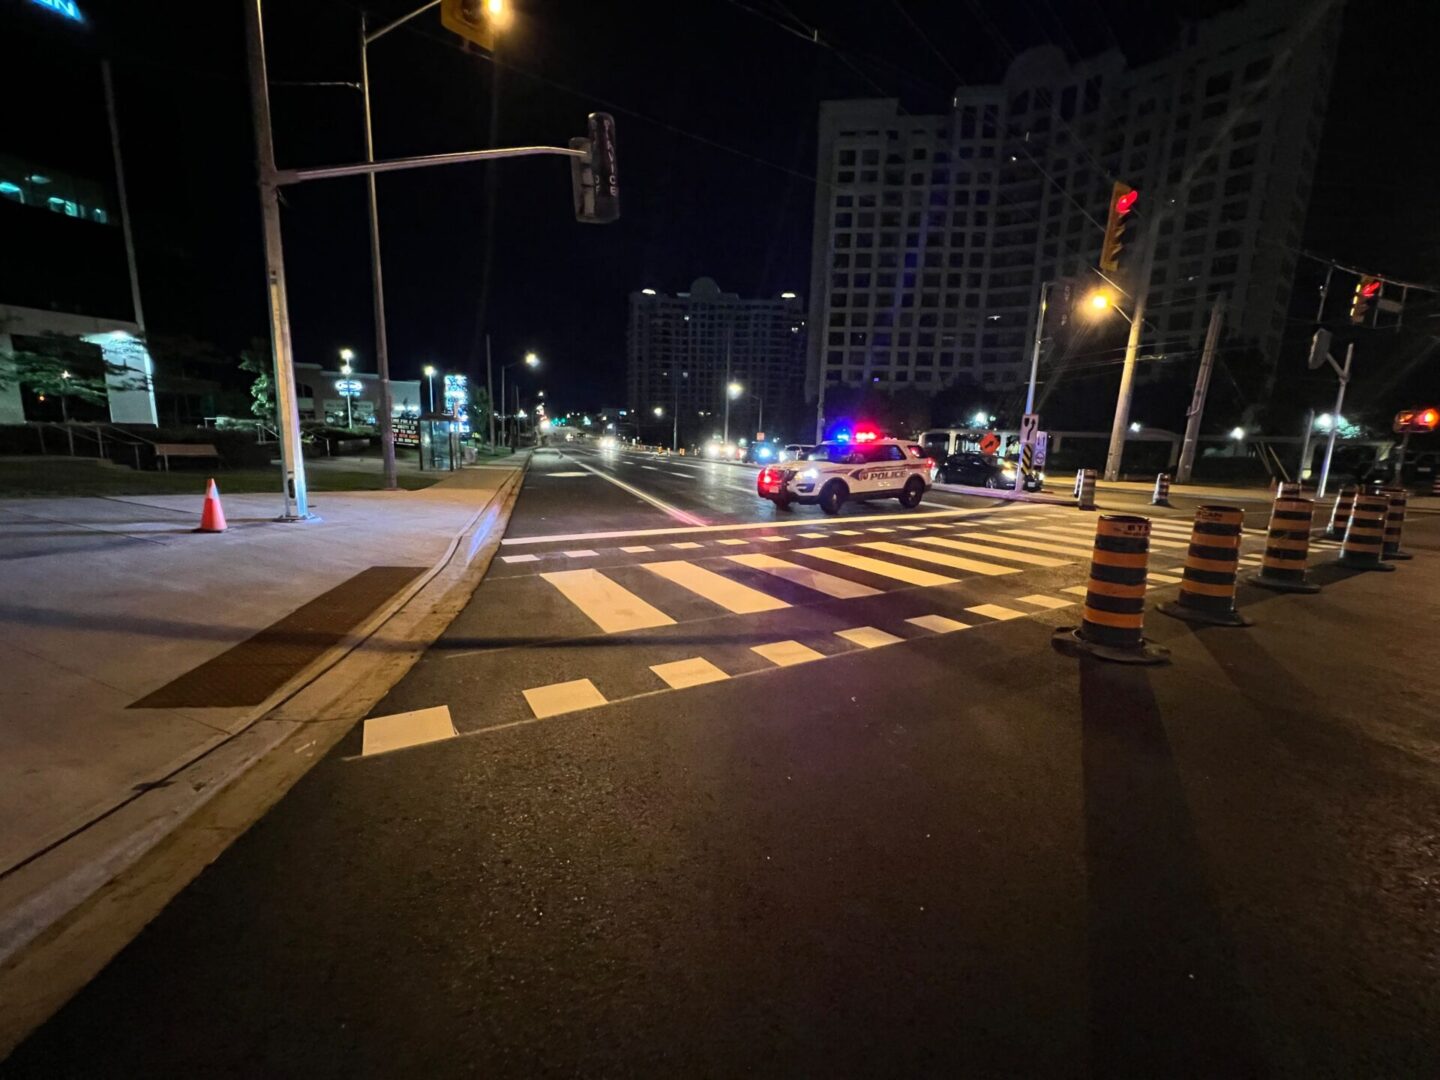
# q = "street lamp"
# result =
<box><xmin>499</xmin><ymin>352</ymin><xmax>540</xmax><ymax>448</ymax></box>
<box><xmin>723</xmin><ymin>381</ymin><xmax>743</xmax><ymax>444</ymax></box>
<box><xmin>423</xmin><ymin>364</ymin><xmax>436</xmax><ymax>413</ymax></box>
<box><xmin>340</xmin><ymin>349</ymin><xmax>355</xmax><ymax>429</ymax></box>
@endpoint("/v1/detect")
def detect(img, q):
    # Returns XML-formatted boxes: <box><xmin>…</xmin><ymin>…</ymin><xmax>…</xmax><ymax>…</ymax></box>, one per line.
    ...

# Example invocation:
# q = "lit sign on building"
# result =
<box><xmin>31</xmin><ymin>0</ymin><xmax>84</xmax><ymax>22</ymax></box>
<box><xmin>335</xmin><ymin>379</ymin><xmax>363</xmax><ymax>397</ymax></box>
<box><xmin>443</xmin><ymin>374</ymin><xmax>470</xmax><ymax>433</ymax></box>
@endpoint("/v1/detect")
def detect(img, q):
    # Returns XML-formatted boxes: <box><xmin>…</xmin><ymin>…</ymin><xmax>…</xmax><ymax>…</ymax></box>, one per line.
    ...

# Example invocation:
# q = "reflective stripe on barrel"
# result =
<box><xmin>1339</xmin><ymin>492</ymin><xmax>1388</xmax><ymax>565</ymax></box>
<box><xmin>1260</xmin><ymin>496</ymin><xmax>1313</xmax><ymax>582</ymax></box>
<box><xmin>1381</xmin><ymin>487</ymin><xmax>1407</xmax><ymax>557</ymax></box>
<box><xmin>1175</xmin><ymin>505</ymin><xmax>1244</xmax><ymax>614</ymax></box>
<box><xmin>1326</xmin><ymin>485</ymin><xmax>1356</xmax><ymax>538</ymax></box>
<box><xmin>1080</xmin><ymin>514</ymin><xmax>1150</xmax><ymax>647</ymax></box>
<box><xmin>1078</xmin><ymin>469</ymin><xmax>1098</xmax><ymax>510</ymax></box>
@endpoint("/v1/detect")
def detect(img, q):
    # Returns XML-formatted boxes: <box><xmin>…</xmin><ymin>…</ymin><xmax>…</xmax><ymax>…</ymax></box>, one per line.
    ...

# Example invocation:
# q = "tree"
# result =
<box><xmin>238</xmin><ymin>341</ymin><xmax>276</xmax><ymax>423</ymax></box>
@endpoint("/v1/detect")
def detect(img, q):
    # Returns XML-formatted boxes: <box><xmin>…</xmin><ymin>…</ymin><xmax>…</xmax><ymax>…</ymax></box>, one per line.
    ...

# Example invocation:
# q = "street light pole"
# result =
<box><xmin>243</xmin><ymin>0</ymin><xmax>309</xmax><ymax>520</ymax></box>
<box><xmin>1103</xmin><ymin>212</ymin><xmax>1161</xmax><ymax>482</ymax></box>
<box><xmin>359</xmin><ymin>12</ymin><xmax>397</xmax><ymax>491</ymax></box>
<box><xmin>1176</xmin><ymin>296</ymin><xmax>1224</xmax><ymax>485</ymax></box>
<box><xmin>486</xmin><ymin>334</ymin><xmax>496</xmax><ymax>447</ymax></box>
<box><xmin>1023</xmin><ymin>280</ymin><xmax>1050</xmax><ymax>417</ymax></box>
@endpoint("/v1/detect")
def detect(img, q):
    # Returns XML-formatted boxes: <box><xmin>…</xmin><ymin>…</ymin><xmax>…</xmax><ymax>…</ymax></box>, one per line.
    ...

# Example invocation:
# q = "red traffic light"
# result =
<box><xmin>1423</xmin><ymin>408</ymin><xmax>1439</xmax><ymax>428</ymax></box>
<box><xmin>1393</xmin><ymin>407</ymin><xmax>1439</xmax><ymax>434</ymax></box>
<box><xmin>1360</xmin><ymin>279</ymin><xmax>1381</xmax><ymax>299</ymax></box>
<box><xmin>1115</xmin><ymin>188</ymin><xmax>1138</xmax><ymax>214</ymax></box>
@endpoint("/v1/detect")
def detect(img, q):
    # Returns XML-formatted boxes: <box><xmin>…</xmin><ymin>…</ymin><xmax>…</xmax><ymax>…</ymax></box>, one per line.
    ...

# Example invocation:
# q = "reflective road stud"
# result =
<box><xmin>1336</xmin><ymin>490</ymin><xmax>1395</xmax><ymax>572</ymax></box>
<box><xmin>1077</xmin><ymin>468</ymin><xmax>1098</xmax><ymax>511</ymax></box>
<box><xmin>1249</xmin><ymin>493</ymin><xmax>1320</xmax><ymax>593</ymax></box>
<box><xmin>1052</xmin><ymin>514</ymin><xmax>1169</xmax><ymax>664</ymax></box>
<box><xmin>1151</xmin><ymin>473</ymin><xmax>1172</xmax><ymax>507</ymax></box>
<box><xmin>1159</xmin><ymin>505</ymin><xmax>1253</xmax><ymax>627</ymax></box>
<box><xmin>1380</xmin><ymin>487</ymin><xmax>1414</xmax><ymax>561</ymax></box>
<box><xmin>1325</xmin><ymin>485</ymin><xmax>1357</xmax><ymax>540</ymax></box>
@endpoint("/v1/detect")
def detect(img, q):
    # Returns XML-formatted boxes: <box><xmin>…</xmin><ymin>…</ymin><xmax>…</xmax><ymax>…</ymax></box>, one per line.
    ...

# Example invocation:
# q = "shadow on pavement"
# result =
<box><xmin>1078</xmin><ymin>655</ymin><xmax>1261</xmax><ymax>1076</ymax></box>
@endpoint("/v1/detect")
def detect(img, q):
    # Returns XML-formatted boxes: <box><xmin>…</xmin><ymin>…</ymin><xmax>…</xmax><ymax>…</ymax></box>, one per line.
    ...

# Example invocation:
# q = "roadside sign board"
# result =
<box><xmin>979</xmin><ymin>432</ymin><xmax>1001</xmax><ymax>455</ymax></box>
<box><xmin>1033</xmin><ymin>431</ymin><xmax>1049</xmax><ymax>467</ymax></box>
<box><xmin>1020</xmin><ymin>413</ymin><xmax>1039</xmax><ymax>445</ymax></box>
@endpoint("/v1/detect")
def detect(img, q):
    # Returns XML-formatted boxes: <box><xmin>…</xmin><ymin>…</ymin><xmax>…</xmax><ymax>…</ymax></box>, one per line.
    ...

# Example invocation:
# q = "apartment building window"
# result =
<box><xmin>838</xmin><ymin>149</ymin><xmax>856</xmax><ymax>166</ymax></box>
<box><xmin>1205</xmin><ymin>72</ymin><xmax>1233</xmax><ymax>97</ymax></box>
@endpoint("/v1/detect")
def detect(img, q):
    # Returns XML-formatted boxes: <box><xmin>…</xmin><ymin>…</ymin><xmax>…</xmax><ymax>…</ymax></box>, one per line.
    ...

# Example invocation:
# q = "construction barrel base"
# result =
<box><xmin>1157</xmin><ymin>599</ymin><xmax>1254</xmax><ymax>627</ymax></box>
<box><xmin>1051</xmin><ymin>626</ymin><xmax>1170</xmax><ymax>665</ymax></box>
<box><xmin>1247</xmin><ymin>572</ymin><xmax>1321</xmax><ymax>594</ymax></box>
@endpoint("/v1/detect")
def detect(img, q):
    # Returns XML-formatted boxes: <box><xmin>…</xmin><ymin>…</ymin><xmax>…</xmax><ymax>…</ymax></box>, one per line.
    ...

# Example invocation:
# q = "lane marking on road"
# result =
<box><xmin>540</xmin><ymin>568</ymin><xmax>677</xmax><ymax>634</ymax></box>
<box><xmin>910</xmin><ymin>535</ymin><xmax>1070</xmax><ymax>568</ymax></box>
<box><xmin>906</xmin><ymin>614</ymin><xmax>970</xmax><ymax>633</ymax></box>
<box><xmin>860</xmin><ymin>540</ymin><xmax>1020</xmax><ymax>577</ymax></box>
<box><xmin>726</xmin><ymin>552</ymin><xmax>882</xmax><ymax>599</ymax></box>
<box><xmin>1148</xmin><ymin>572</ymin><xmax>1184</xmax><ymax>584</ymax></box>
<box><xmin>565</xmin><ymin>457</ymin><xmax>708</xmax><ymax>527</ymax></box>
<box><xmin>966</xmin><ymin>603</ymin><xmax>1026</xmax><ymax>621</ymax></box>
<box><xmin>641</xmin><ymin>465</ymin><xmax>660</xmax><ymax>471</ymax></box>
<box><xmin>797</xmin><ymin>546</ymin><xmax>958</xmax><ymax>587</ymax></box>
<box><xmin>898</xmin><ymin>524</ymin><xmax>930</xmax><ymax>531</ymax></box>
<box><xmin>1062</xmin><ymin>585</ymin><xmax>1090</xmax><ymax>596</ymax></box>
<box><xmin>972</xmin><ymin>531</ymin><xmax>1098</xmax><ymax>557</ymax></box>
<box><xmin>523</xmin><ymin>678</ymin><xmax>608</xmax><ymax>719</ymax></box>
<box><xmin>650</xmin><ymin>656</ymin><xmax>731</xmax><ymax>689</ymax></box>
<box><xmin>798</xmin><ymin>532</ymin><xmax>828</xmax><ymax>539</ymax></box>
<box><xmin>502</xmin><ymin>554</ymin><xmax>539</xmax><ymax>564</ymax></box>
<box><xmin>1029</xmin><ymin>524</ymin><xmax>1191</xmax><ymax>551</ymax></box>
<box><xmin>758</xmin><ymin>535</ymin><xmax>788</xmax><ymax>543</ymax></box>
<box><xmin>620</xmin><ymin>545</ymin><xmax>654</xmax><ymax>553</ymax></box>
<box><xmin>669</xmin><ymin>541</ymin><xmax>703</xmax><ymax>550</ymax></box>
<box><xmin>836</xmin><ymin>626</ymin><xmax>903</xmax><ymax>648</ymax></box>
<box><xmin>867</xmin><ymin>527</ymin><xmax>896</xmax><ymax>533</ymax></box>
<box><xmin>715</xmin><ymin>538</ymin><xmax>749</xmax><ymax>546</ymax></box>
<box><xmin>834</xmin><ymin>529</ymin><xmax>863</xmax><ymax>535</ymax></box>
<box><xmin>546</xmin><ymin>471</ymin><xmax>591</xmax><ymax>478</ymax></box>
<box><xmin>1014</xmin><ymin>594</ymin><xmax>1073</xmax><ymax>610</ymax></box>
<box><xmin>642</xmin><ymin>560</ymin><xmax>790</xmax><ymax>614</ymax></box>
<box><xmin>667</xmin><ymin>471</ymin><xmax>691</xmax><ymax>478</ymax></box>
<box><xmin>752</xmin><ymin>640</ymin><xmax>824</xmax><ymax>667</ymax></box>
<box><xmin>563</xmin><ymin>549</ymin><xmax>598</xmax><ymax>558</ymax></box>
<box><xmin>362</xmin><ymin>705</ymin><xmax>457</xmax><ymax>757</ymax></box>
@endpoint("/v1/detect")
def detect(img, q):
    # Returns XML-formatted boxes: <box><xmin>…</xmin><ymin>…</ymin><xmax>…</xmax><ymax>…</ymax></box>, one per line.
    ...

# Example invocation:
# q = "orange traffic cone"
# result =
<box><xmin>195</xmin><ymin>478</ymin><xmax>228</xmax><ymax>533</ymax></box>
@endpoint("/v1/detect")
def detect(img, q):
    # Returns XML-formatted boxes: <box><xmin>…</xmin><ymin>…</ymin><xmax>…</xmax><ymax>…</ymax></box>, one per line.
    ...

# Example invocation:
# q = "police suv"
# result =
<box><xmin>756</xmin><ymin>437</ymin><xmax>935</xmax><ymax>514</ymax></box>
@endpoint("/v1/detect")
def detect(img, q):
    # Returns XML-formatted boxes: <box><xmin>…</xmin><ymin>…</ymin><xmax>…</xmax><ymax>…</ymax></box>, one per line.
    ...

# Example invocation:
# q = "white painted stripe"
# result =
<box><xmin>650</xmin><ymin>656</ymin><xmax>730</xmax><ymax>689</ymax></box>
<box><xmin>836</xmin><ymin>626</ymin><xmax>903</xmax><ymax>648</ymax></box>
<box><xmin>1029</xmin><ymin>524</ymin><xmax>1191</xmax><ymax>551</ymax></box>
<box><xmin>523</xmin><ymin>678</ymin><xmax>608</xmax><ymax>719</ymax></box>
<box><xmin>1014</xmin><ymin>594</ymin><xmax>1073</xmax><ymax>610</ymax></box>
<box><xmin>715</xmin><ymin>538</ymin><xmax>749</xmax><ymax>546</ymax></box>
<box><xmin>752</xmin><ymin>640</ymin><xmax>824</xmax><ymax>667</ymax></box>
<box><xmin>362</xmin><ymin>705</ymin><xmax>457</xmax><ymax>757</ymax></box>
<box><xmin>798</xmin><ymin>532</ymin><xmax>827</xmax><ymax>539</ymax></box>
<box><xmin>540</xmin><ymin>568</ymin><xmax>676</xmax><ymax>634</ymax></box>
<box><xmin>1062</xmin><ymin>585</ymin><xmax>1090</xmax><ymax>596</ymax></box>
<box><xmin>971</xmin><ymin>531</ymin><xmax>1097</xmax><ymax>557</ymax></box>
<box><xmin>966</xmin><ymin>603</ymin><xmax>1026</xmax><ymax>621</ymax></box>
<box><xmin>670</xmin><ymin>541</ymin><xmax>703</xmax><ymax>550</ymax></box>
<box><xmin>546</xmin><ymin>471</ymin><xmax>591</xmax><ymax>477</ymax></box>
<box><xmin>910</xmin><ymin>535</ymin><xmax>1070</xmax><ymax>568</ymax></box>
<box><xmin>759</xmin><ymin>535</ymin><xmax>788</xmax><ymax>543</ymax></box>
<box><xmin>906</xmin><ymin>614</ymin><xmax>970</xmax><ymax>633</ymax></box>
<box><xmin>565</xmin><ymin>458</ymin><xmax>707</xmax><ymax>527</ymax></box>
<box><xmin>797</xmin><ymin>546</ymin><xmax>958</xmax><ymax>587</ymax></box>
<box><xmin>726</xmin><ymin>552</ymin><xmax>881</xmax><ymax>599</ymax></box>
<box><xmin>620</xmin><ymin>545</ymin><xmax>654</xmax><ymax>553</ymax></box>
<box><xmin>834</xmin><ymin>529</ymin><xmax>863</xmax><ymax>535</ymax></box>
<box><xmin>643</xmin><ymin>560</ymin><xmax>790</xmax><ymax>613</ymax></box>
<box><xmin>898</xmin><ymin>524</ymin><xmax>929</xmax><ymax>531</ymax></box>
<box><xmin>641</xmin><ymin>465</ymin><xmax>660</xmax><ymax>470</ymax></box>
<box><xmin>563</xmin><ymin>549</ymin><xmax>598</xmax><ymax>558</ymax></box>
<box><xmin>502</xmin><ymin>554</ymin><xmax>539</xmax><ymax>564</ymax></box>
<box><xmin>860</xmin><ymin>540</ymin><xmax>1019</xmax><ymax>577</ymax></box>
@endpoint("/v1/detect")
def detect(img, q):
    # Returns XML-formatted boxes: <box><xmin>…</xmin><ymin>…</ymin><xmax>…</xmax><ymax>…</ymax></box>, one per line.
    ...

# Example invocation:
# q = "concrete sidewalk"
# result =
<box><xmin>0</xmin><ymin>458</ymin><xmax>525</xmax><ymax>896</ymax></box>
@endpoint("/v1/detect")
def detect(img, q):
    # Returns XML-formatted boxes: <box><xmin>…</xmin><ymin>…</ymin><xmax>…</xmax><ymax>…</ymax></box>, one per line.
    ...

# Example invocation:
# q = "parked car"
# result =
<box><xmin>934</xmin><ymin>451</ymin><xmax>1043</xmax><ymax>492</ymax></box>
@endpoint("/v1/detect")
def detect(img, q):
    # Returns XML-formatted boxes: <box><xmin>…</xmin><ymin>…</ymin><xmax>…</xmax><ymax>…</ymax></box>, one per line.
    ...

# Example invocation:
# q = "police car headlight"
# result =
<box><xmin>802</xmin><ymin>468</ymin><xmax>819</xmax><ymax>480</ymax></box>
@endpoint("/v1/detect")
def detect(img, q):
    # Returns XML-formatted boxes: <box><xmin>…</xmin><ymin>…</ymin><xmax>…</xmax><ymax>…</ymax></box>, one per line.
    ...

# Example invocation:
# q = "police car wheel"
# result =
<box><xmin>818</xmin><ymin>481</ymin><xmax>847</xmax><ymax>515</ymax></box>
<box><xmin>898</xmin><ymin>477</ymin><xmax>925</xmax><ymax>508</ymax></box>
<box><xmin>774</xmin><ymin>495</ymin><xmax>793</xmax><ymax>512</ymax></box>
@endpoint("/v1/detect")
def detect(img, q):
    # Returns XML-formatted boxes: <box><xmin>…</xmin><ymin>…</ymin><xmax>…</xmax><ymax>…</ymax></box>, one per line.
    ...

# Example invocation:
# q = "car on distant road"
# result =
<box><xmin>778</xmin><ymin>443</ymin><xmax>814</xmax><ymax>462</ymax></box>
<box><xmin>934</xmin><ymin>451</ymin><xmax>1043</xmax><ymax>492</ymax></box>
<box><xmin>757</xmin><ymin>438</ymin><xmax>933</xmax><ymax>514</ymax></box>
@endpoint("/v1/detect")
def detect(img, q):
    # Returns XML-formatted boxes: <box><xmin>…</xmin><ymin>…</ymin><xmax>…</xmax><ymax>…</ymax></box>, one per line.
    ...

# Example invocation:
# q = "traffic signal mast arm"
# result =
<box><xmin>275</xmin><ymin>144</ymin><xmax>586</xmax><ymax>186</ymax></box>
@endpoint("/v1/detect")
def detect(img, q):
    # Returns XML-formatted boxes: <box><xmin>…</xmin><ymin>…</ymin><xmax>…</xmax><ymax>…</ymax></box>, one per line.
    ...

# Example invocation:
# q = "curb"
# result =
<box><xmin>0</xmin><ymin>465</ymin><xmax>527</xmax><ymax>1059</ymax></box>
<box><xmin>930</xmin><ymin>481</ymin><xmax>1076</xmax><ymax>505</ymax></box>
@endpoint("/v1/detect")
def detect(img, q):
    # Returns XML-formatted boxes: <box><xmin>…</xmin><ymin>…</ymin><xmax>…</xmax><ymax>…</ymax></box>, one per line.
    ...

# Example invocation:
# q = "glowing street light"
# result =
<box><xmin>1230</xmin><ymin>426</ymin><xmax>1247</xmax><ymax>441</ymax></box>
<box><xmin>1129</xmin><ymin>421</ymin><xmax>1142</xmax><ymax>433</ymax></box>
<box><xmin>423</xmin><ymin>364</ymin><xmax>437</xmax><ymax>413</ymax></box>
<box><xmin>524</xmin><ymin>352</ymin><xmax>539</xmax><ymax>367</ymax></box>
<box><xmin>728</xmin><ymin>382</ymin><xmax>744</xmax><ymax>398</ymax></box>
<box><xmin>1087</xmin><ymin>292</ymin><xmax>1111</xmax><ymax>312</ymax></box>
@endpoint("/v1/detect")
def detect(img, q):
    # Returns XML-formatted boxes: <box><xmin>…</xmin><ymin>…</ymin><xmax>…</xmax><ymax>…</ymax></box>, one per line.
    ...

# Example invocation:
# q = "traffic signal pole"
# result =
<box><xmin>243</xmin><ymin>0</ymin><xmax>310</xmax><ymax>520</ymax></box>
<box><xmin>1176</xmin><ymin>296</ymin><xmax>1225</xmax><ymax>485</ymax></box>
<box><xmin>1316</xmin><ymin>342</ymin><xmax>1353</xmax><ymax>498</ymax></box>
<box><xmin>1102</xmin><ymin>210</ymin><xmax>1161</xmax><ymax>482</ymax></box>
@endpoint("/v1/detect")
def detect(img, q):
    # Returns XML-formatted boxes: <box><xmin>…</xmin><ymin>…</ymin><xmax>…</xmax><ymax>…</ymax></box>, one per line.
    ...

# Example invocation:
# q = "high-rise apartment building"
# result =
<box><xmin>627</xmin><ymin>277</ymin><xmax>805</xmax><ymax>441</ymax></box>
<box><xmin>805</xmin><ymin>0</ymin><xmax>1341</xmax><ymax>403</ymax></box>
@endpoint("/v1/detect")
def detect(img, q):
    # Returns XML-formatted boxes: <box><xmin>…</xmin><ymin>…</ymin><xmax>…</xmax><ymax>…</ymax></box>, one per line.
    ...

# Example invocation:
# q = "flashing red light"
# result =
<box><xmin>1422</xmin><ymin>408</ymin><xmax>1439</xmax><ymax>428</ymax></box>
<box><xmin>1360</xmin><ymin>279</ymin><xmax>1381</xmax><ymax>298</ymax></box>
<box><xmin>854</xmin><ymin>427</ymin><xmax>879</xmax><ymax>442</ymax></box>
<box><xmin>1115</xmin><ymin>188</ymin><xmax>1138</xmax><ymax>214</ymax></box>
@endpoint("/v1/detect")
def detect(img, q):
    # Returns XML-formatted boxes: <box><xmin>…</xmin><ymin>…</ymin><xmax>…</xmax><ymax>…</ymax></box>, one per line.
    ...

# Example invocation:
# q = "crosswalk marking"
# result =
<box><xmin>620</xmin><ymin>545</ymin><xmax>654</xmax><ymax>553</ymax></box>
<box><xmin>1062</xmin><ymin>585</ymin><xmax>1090</xmax><ymax>596</ymax></box>
<box><xmin>502</xmin><ymin>554</ymin><xmax>539</xmax><ymax>564</ymax></box>
<box><xmin>834</xmin><ymin>529</ymin><xmax>862</xmax><ymax>535</ymax></box>
<box><xmin>752</xmin><ymin>640</ymin><xmax>824</xmax><ymax>667</ymax></box>
<box><xmin>966</xmin><ymin>603</ymin><xmax>1026</xmax><ymax>621</ymax></box>
<box><xmin>1027</xmin><ymin>525</ymin><xmax>1191</xmax><ymax>551</ymax></box>
<box><xmin>759</xmin><ymin>535</ymin><xmax>788</xmax><ymax>543</ymax></box>
<box><xmin>797</xmin><ymin>546</ymin><xmax>959</xmax><ymax>587</ymax></box>
<box><xmin>898</xmin><ymin>524</ymin><xmax>929</xmax><ymax>531</ymax></box>
<box><xmin>362</xmin><ymin>705</ymin><xmax>456</xmax><ymax>757</ymax></box>
<box><xmin>716</xmin><ymin>538</ymin><xmax>749</xmax><ymax>546</ymax></box>
<box><xmin>798</xmin><ymin>532</ymin><xmax>827</xmax><ymax>539</ymax></box>
<box><xmin>1148</xmin><ymin>572</ymin><xmax>1183</xmax><ymax>584</ymax></box>
<box><xmin>670</xmin><ymin>541</ymin><xmax>703</xmax><ymax>550</ymax></box>
<box><xmin>973</xmin><ymin>530</ymin><xmax>1098</xmax><ymax>557</ymax></box>
<box><xmin>643</xmin><ymin>560</ymin><xmax>790</xmax><ymax>614</ymax></box>
<box><xmin>836</xmin><ymin>626</ymin><xmax>903</xmax><ymax>649</ymax></box>
<box><xmin>1015</xmin><ymin>594</ymin><xmax>1073</xmax><ymax>610</ymax></box>
<box><xmin>540</xmin><ymin>569</ymin><xmax>676</xmax><ymax>634</ymax></box>
<box><xmin>909</xmin><ymin>535</ymin><xmax>1070</xmax><ymax>568</ymax></box>
<box><xmin>563</xmin><ymin>549</ymin><xmax>598</xmax><ymax>558</ymax></box>
<box><xmin>725</xmin><ymin>553</ymin><xmax>881</xmax><ymax>599</ymax></box>
<box><xmin>650</xmin><ymin>656</ymin><xmax>730</xmax><ymax>690</ymax></box>
<box><xmin>860</xmin><ymin>540</ymin><xmax>1020</xmax><ymax>577</ymax></box>
<box><xmin>524</xmin><ymin>678</ymin><xmax>608</xmax><ymax>719</ymax></box>
<box><xmin>906</xmin><ymin>614</ymin><xmax>970</xmax><ymax>633</ymax></box>
<box><xmin>867</xmin><ymin>527</ymin><xmax>897</xmax><ymax>533</ymax></box>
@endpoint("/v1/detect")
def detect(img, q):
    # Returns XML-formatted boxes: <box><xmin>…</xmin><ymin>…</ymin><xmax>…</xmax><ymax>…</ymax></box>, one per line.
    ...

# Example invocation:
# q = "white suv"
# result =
<box><xmin>757</xmin><ymin>438</ymin><xmax>934</xmax><ymax>514</ymax></box>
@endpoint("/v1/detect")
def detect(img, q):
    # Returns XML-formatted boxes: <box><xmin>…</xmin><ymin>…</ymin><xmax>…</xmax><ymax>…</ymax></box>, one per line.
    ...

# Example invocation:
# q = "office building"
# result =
<box><xmin>805</xmin><ymin>0</ymin><xmax>1340</xmax><ymax>401</ymax></box>
<box><xmin>627</xmin><ymin>278</ymin><xmax>805</xmax><ymax>441</ymax></box>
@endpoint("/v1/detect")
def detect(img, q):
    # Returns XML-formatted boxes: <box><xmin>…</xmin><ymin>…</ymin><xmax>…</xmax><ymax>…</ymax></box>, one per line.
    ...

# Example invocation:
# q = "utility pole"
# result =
<box><xmin>1023</xmin><ymin>279</ymin><xmax>1050</xmax><ymax>416</ymax></box>
<box><xmin>722</xmin><ymin>329</ymin><xmax>734</xmax><ymax>444</ymax></box>
<box><xmin>101</xmin><ymin>61</ymin><xmax>145</xmax><ymax>335</ymax></box>
<box><xmin>1176</xmin><ymin>296</ymin><xmax>1225</xmax><ymax>485</ymax></box>
<box><xmin>243</xmin><ymin>0</ymin><xmax>309</xmax><ymax>519</ymax></box>
<box><xmin>1316</xmin><ymin>342</ymin><xmax>1353</xmax><ymax>498</ymax></box>
<box><xmin>1297</xmin><ymin>408</ymin><xmax>1316</xmax><ymax>484</ymax></box>
<box><xmin>486</xmin><ymin>334</ymin><xmax>496</xmax><ymax>447</ymax></box>
<box><xmin>1103</xmin><ymin>213</ymin><xmax>1160</xmax><ymax>482</ymax></box>
<box><xmin>359</xmin><ymin>12</ymin><xmax>398</xmax><ymax>490</ymax></box>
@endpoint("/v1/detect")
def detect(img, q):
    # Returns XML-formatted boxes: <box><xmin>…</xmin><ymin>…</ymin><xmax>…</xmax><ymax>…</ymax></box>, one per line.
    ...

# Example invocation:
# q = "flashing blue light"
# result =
<box><xmin>31</xmin><ymin>0</ymin><xmax>84</xmax><ymax>22</ymax></box>
<box><xmin>756</xmin><ymin>446</ymin><xmax>774</xmax><ymax>461</ymax></box>
<box><xmin>834</xmin><ymin>430</ymin><xmax>852</xmax><ymax>443</ymax></box>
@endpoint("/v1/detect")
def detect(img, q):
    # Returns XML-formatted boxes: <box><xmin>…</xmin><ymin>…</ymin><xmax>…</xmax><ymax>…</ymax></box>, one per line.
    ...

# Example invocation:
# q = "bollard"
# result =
<box><xmin>1249</xmin><ymin>493</ymin><xmax>1320</xmax><ymax>593</ymax></box>
<box><xmin>1159</xmin><ymin>505</ymin><xmax>1253</xmax><ymax>626</ymax></box>
<box><xmin>1151</xmin><ymin>472</ymin><xmax>1172</xmax><ymax>507</ymax></box>
<box><xmin>1052</xmin><ymin>514</ymin><xmax>1169</xmax><ymax>664</ymax></box>
<box><xmin>1380</xmin><ymin>487</ymin><xmax>1413</xmax><ymax>561</ymax></box>
<box><xmin>1336</xmin><ymin>490</ymin><xmax>1395</xmax><ymax>572</ymax></box>
<box><xmin>1325</xmin><ymin>485</ymin><xmax>1357</xmax><ymax>540</ymax></box>
<box><xmin>1077</xmin><ymin>468</ymin><xmax>1098</xmax><ymax>511</ymax></box>
<box><xmin>1073</xmin><ymin>469</ymin><xmax>1084</xmax><ymax>498</ymax></box>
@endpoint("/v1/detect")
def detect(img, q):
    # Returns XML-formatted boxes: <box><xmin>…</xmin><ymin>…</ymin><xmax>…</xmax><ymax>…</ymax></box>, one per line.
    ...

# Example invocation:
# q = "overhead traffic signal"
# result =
<box><xmin>440</xmin><ymin>0</ymin><xmax>509</xmax><ymax>51</ymax></box>
<box><xmin>569</xmin><ymin>112</ymin><xmax>620</xmax><ymax>224</ymax></box>
<box><xmin>1099</xmin><ymin>182</ymin><xmax>1136</xmax><ymax>272</ymax></box>
<box><xmin>1393</xmin><ymin>407</ymin><xmax>1439</xmax><ymax>434</ymax></box>
<box><xmin>1349</xmin><ymin>275</ymin><xmax>1381</xmax><ymax>325</ymax></box>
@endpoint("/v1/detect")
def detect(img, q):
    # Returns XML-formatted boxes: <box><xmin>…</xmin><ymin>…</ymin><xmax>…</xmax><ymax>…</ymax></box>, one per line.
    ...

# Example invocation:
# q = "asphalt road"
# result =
<box><xmin>7</xmin><ymin>446</ymin><xmax>1440</xmax><ymax>1077</ymax></box>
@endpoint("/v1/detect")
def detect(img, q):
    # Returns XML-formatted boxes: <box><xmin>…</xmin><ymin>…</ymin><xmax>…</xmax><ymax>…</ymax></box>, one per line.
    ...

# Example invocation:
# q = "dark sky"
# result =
<box><xmin>6</xmin><ymin>0</ymin><xmax>1438</xmax><ymax>415</ymax></box>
